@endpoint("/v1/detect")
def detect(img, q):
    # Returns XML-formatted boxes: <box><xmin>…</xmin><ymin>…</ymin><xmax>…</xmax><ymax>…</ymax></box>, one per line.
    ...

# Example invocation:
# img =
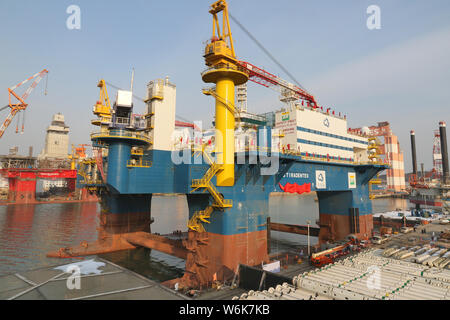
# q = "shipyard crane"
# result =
<box><xmin>187</xmin><ymin>0</ymin><xmax>319</xmax><ymax>232</ymax></box>
<box><xmin>0</xmin><ymin>69</ymin><xmax>49</xmax><ymax>139</ymax></box>
<box><xmin>237</xmin><ymin>61</ymin><xmax>317</xmax><ymax>106</ymax></box>
<box><xmin>203</xmin><ymin>0</ymin><xmax>317</xmax><ymax>108</ymax></box>
<box><xmin>92</xmin><ymin>79</ymin><xmax>112</xmax><ymax>125</ymax></box>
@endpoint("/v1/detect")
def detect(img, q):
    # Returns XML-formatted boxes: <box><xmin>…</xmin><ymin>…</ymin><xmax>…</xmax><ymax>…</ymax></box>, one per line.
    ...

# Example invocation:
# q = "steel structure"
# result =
<box><xmin>237</xmin><ymin>61</ymin><xmax>317</xmax><ymax>106</ymax></box>
<box><xmin>0</xmin><ymin>168</ymin><xmax>77</xmax><ymax>203</ymax></box>
<box><xmin>0</xmin><ymin>69</ymin><xmax>48</xmax><ymax>138</ymax></box>
<box><xmin>433</xmin><ymin>130</ymin><xmax>443</xmax><ymax>178</ymax></box>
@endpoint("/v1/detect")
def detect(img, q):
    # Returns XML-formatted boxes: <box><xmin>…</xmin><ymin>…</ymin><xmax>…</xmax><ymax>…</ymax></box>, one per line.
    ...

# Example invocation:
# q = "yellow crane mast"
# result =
<box><xmin>202</xmin><ymin>0</ymin><xmax>248</xmax><ymax>187</ymax></box>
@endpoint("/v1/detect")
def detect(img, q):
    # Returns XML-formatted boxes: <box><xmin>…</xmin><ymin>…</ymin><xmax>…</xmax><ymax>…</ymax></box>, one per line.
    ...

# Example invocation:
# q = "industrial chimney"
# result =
<box><xmin>410</xmin><ymin>130</ymin><xmax>417</xmax><ymax>176</ymax></box>
<box><xmin>439</xmin><ymin>121</ymin><xmax>449</xmax><ymax>184</ymax></box>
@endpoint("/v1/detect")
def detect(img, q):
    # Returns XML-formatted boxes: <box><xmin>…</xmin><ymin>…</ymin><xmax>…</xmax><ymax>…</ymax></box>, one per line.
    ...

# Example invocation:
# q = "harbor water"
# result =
<box><xmin>0</xmin><ymin>195</ymin><xmax>417</xmax><ymax>281</ymax></box>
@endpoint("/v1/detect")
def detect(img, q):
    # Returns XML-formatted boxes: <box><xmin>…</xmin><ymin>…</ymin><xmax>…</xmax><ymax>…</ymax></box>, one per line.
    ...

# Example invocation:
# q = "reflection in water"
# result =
<box><xmin>371</xmin><ymin>197</ymin><xmax>411</xmax><ymax>213</ymax></box>
<box><xmin>0</xmin><ymin>196</ymin><xmax>189</xmax><ymax>281</ymax></box>
<box><xmin>0</xmin><ymin>202</ymin><xmax>99</xmax><ymax>276</ymax></box>
<box><xmin>268</xmin><ymin>195</ymin><xmax>420</xmax><ymax>254</ymax></box>
<box><xmin>0</xmin><ymin>194</ymin><xmax>419</xmax><ymax>281</ymax></box>
<box><xmin>269</xmin><ymin>192</ymin><xmax>320</xmax><ymax>253</ymax></box>
<box><xmin>99</xmin><ymin>195</ymin><xmax>188</xmax><ymax>281</ymax></box>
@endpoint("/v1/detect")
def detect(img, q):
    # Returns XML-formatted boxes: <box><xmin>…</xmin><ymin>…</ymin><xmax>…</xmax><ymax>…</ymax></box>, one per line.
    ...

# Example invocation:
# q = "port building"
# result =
<box><xmin>38</xmin><ymin>113</ymin><xmax>70</xmax><ymax>160</ymax></box>
<box><xmin>38</xmin><ymin>113</ymin><xmax>70</xmax><ymax>191</ymax></box>
<box><xmin>359</xmin><ymin>122</ymin><xmax>406</xmax><ymax>192</ymax></box>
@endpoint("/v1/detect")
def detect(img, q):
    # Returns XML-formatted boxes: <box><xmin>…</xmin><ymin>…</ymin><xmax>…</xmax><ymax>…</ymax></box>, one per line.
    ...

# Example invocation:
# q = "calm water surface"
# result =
<box><xmin>0</xmin><ymin>195</ymin><xmax>416</xmax><ymax>280</ymax></box>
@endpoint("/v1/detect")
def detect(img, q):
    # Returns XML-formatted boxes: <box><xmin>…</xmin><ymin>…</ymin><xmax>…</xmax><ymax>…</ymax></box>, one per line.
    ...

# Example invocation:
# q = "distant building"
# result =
<box><xmin>39</xmin><ymin>113</ymin><xmax>70</xmax><ymax>160</ymax></box>
<box><xmin>359</xmin><ymin>122</ymin><xmax>406</xmax><ymax>192</ymax></box>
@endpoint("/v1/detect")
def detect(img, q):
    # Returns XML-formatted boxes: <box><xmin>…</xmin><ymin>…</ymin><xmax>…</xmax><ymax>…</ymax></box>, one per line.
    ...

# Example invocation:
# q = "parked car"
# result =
<box><xmin>359</xmin><ymin>240</ymin><xmax>369</xmax><ymax>248</ymax></box>
<box><xmin>372</xmin><ymin>236</ymin><xmax>382</xmax><ymax>244</ymax></box>
<box><xmin>400</xmin><ymin>227</ymin><xmax>413</xmax><ymax>233</ymax></box>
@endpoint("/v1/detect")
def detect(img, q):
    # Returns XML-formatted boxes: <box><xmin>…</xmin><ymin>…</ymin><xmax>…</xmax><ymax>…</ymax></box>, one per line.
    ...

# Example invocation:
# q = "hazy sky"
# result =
<box><xmin>0</xmin><ymin>0</ymin><xmax>449</xmax><ymax>172</ymax></box>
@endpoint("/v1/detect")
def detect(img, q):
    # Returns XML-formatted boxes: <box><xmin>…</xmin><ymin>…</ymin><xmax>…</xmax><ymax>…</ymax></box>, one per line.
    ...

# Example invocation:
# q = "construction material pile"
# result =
<box><xmin>440</xmin><ymin>232</ymin><xmax>450</xmax><ymax>241</ymax></box>
<box><xmin>234</xmin><ymin>248</ymin><xmax>450</xmax><ymax>300</ymax></box>
<box><xmin>382</xmin><ymin>245</ymin><xmax>450</xmax><ymax>268</ymax></box>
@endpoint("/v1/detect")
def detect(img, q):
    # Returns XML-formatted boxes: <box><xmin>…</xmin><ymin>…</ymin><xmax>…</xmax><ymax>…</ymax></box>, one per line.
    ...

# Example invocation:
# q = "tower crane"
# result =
<box><xmin>203</xmin><ymin>1</ymin><xmax>317</xmax><ymax>108</ymax></box>
<box><xmin>0</xmin><ymin>69</ymin><xmax>49</xmax><ymax>138</ymax></box>
<box><xmin>202</xmin><ymin>0</ymin><xmax>317</xmax><ymax>184</ymax></box>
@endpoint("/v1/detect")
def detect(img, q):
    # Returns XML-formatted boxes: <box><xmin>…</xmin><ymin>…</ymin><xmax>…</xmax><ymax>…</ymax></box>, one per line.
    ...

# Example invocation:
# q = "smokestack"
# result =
<box><xmin>28</xmin><ymin>146</ymin><xmax>33</xmax><ymax>157</ymax></box>
<box><xmin>439</xmin><ymin>121</ymin><xmax>449</xmax><ymax>184</ymax></box>
<box><xmin>410</xmin><ymin>130</ymin><xmax>417</xmax><ymax>175</ymax></box>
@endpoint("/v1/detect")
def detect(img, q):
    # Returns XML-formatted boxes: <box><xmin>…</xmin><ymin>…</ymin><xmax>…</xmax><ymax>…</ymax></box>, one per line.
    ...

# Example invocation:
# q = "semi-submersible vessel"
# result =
<box><xmin>48</xmin><ymin>0</ymin><xmax>387</xmax><ymax>289</ymax></box>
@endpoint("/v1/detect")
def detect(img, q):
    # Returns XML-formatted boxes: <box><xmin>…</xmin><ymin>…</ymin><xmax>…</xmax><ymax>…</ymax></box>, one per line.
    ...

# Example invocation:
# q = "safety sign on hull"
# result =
<box><xmin>348</xmin><ymin>172</ymin><xmax>356</xmax><ymax>189</ymax></box>
<box><xmin>315</xmin><ymin>170</ymin><xmax>326</xmax><ymax>189</ymax></box>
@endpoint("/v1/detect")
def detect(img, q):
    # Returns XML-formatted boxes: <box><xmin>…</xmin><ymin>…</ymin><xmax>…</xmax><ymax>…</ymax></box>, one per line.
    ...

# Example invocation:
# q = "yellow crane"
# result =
<box><xmin>189</xmin><ymin>0</ymin><xmax>317</xmax><ymax>232</ymax></box>
<box><xmin>91</xmin><ymin>79</ymin><xmax>112</xmax><ymax>131</ymax></box>
<box><xmin>202</xmin><ymin>0</ymin><xmax>249</xmax><ymax>187</ymax></box>
<box><xmin>368</xmin><ymin>136</ymin><xmax>383</xmax><ymax>199</ymax></box>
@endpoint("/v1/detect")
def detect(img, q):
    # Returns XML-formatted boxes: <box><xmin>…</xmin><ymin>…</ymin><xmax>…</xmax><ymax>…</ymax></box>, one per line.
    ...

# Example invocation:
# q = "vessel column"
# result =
<box><xmin>106</xmin><ymin>140</ymin><xmax>131</xmax><ymax>193</ymax></box>
<box><xmin>215</xmin><ymin>77</ymin><xmax>235</xmax><ymax>186</ymax></box>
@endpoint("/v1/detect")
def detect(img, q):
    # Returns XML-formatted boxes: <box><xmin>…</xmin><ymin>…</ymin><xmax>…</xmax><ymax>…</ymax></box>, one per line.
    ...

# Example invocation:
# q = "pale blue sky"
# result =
<box><xmin>0</xmin><ymin>0</ymin><xmax>449</xmax><ymax>172</ymax></box>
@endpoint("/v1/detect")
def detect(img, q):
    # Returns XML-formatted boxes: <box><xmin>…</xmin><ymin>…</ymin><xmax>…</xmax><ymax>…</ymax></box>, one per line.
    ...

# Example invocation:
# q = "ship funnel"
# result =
<box><xmin>410</xmin><ymin>130</ymin><xmax>417</xmax><ymax>175</ymax></box>
<box><xmin>439</xmin><ymin>121</ymin><xmax>449</xmax><ymax>184</ymax></box>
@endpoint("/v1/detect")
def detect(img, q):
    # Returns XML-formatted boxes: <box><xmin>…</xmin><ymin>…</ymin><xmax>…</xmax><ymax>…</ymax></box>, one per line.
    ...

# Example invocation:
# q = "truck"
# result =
<box><xmin>310</xmin><ymin>238</ymin><xmax>359</xmax><ymax>267</ymax></box>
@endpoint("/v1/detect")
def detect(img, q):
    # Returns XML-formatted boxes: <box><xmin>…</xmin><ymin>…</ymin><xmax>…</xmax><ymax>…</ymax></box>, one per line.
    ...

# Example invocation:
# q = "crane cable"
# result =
<box><xmin>229</xmin><ymin>12</ymin><xmax>309</xmax><ymax>93</ymax></box>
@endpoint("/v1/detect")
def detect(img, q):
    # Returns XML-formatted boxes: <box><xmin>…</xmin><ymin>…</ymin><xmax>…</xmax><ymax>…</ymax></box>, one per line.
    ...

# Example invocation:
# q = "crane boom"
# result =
<box><xmin>238</xmin><ymin>60</ymin><xmax>317</xmax><ymax>106</ymax></box>
<box><xmin>0</xmin><ymin>69</ymin><xmax>49</xmax><ymax>138</ymax></box>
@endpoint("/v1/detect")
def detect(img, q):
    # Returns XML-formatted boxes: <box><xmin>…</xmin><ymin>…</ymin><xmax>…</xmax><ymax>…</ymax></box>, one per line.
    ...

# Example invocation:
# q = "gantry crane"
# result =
<box><xmin>0</xmin><ymin>69</ymin><xmax>49</xmax><ymax>138</ymax></box>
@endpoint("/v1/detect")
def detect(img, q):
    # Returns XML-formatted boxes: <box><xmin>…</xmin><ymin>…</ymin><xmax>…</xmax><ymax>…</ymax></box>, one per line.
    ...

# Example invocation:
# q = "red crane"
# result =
<box><xmin>237</xmin><ymin>61</ymin><xmax>317</xmax><ymax>106</ymax></box>
<box><xmin>0</xmin><ymin>69</ymin><xmax>49</xmax><ymax>138</ymax></box>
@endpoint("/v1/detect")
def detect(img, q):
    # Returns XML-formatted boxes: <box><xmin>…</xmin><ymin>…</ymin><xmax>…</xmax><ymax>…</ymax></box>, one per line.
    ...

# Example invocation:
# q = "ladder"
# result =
<box><xmin>188</xmin><ymin>144</ymin><xmax>232</xmax><ymax>232</ymax></box>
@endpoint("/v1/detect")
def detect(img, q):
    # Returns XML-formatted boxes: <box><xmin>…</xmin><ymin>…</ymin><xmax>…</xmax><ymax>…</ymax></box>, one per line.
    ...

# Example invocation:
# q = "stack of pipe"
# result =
<box><xmin>235</xmin><ymin>248</ymin><xmax>450</xmax><ymax>300</ymax></box>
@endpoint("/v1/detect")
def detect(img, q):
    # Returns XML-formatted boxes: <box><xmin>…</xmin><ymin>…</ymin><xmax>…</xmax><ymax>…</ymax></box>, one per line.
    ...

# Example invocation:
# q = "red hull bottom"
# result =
<box><xmin>318</xmin><ymin>213</ymin><xmax>373</xmax><ymax>242</ymax></box>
